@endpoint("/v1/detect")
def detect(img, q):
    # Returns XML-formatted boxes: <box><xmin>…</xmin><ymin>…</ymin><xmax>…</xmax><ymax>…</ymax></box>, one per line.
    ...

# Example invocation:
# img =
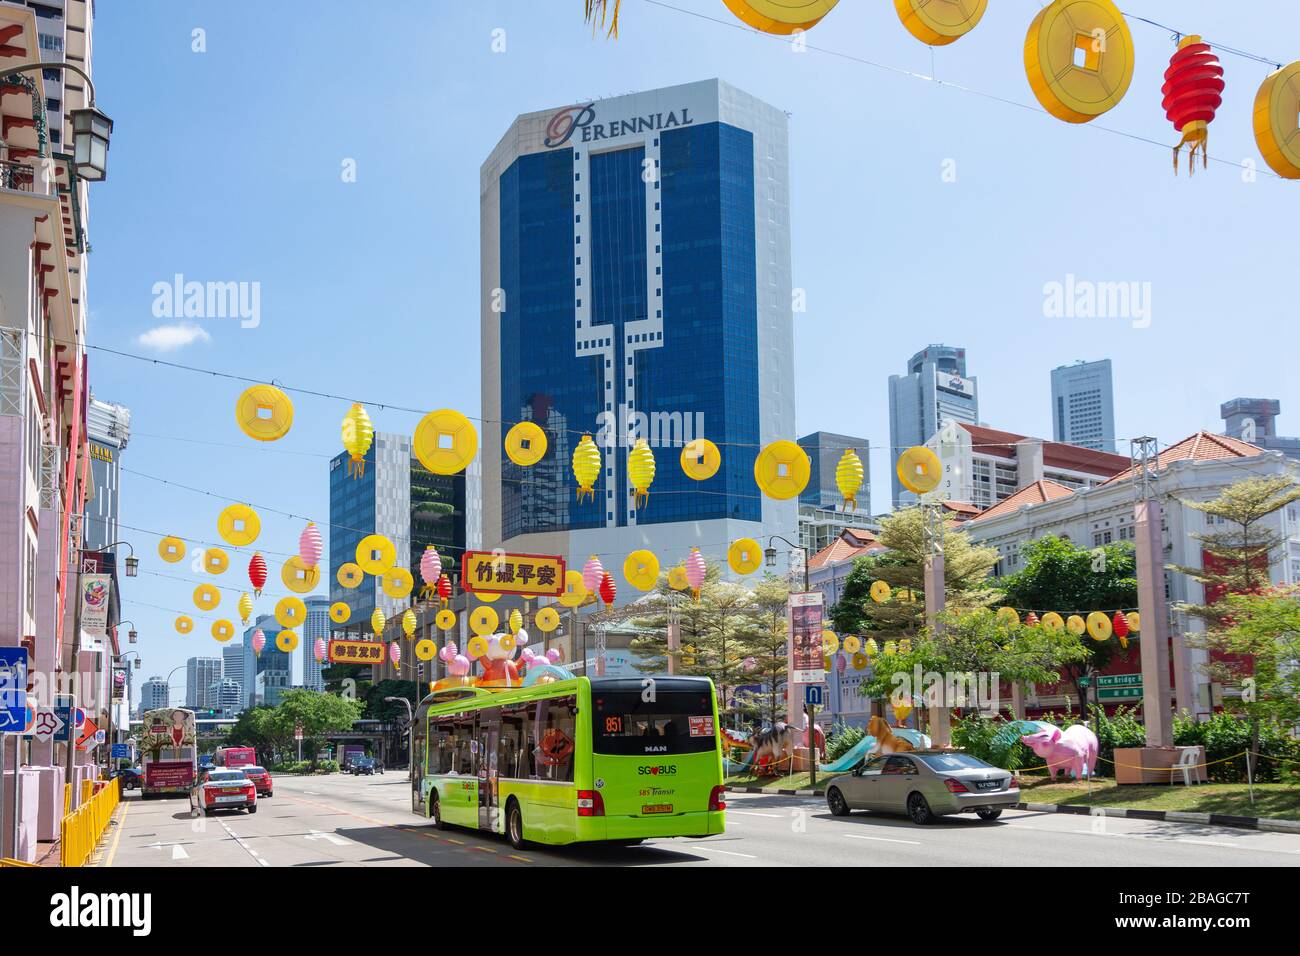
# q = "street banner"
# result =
<box><xmin>460</xmin><ymin>550</ymin><xmax>566</xmax><ymax>597</ymax></box>
<box><xmin>788</xmin><ymin>591</ymin><xmax>825</xmax><ymax>683</ymax></box>
<box><xmin>112</xmin><ymin>662</ymin><xmax>128</xmax><ymax>702</ymax></box>
<box><xmin>327</xmin><ymin>638</ymin><xmax>386</xmax><ymax>664</ymax></box>
<box><xmin>80</xmin><ymin>573</ymin><xmax>112</xmax><ymax>638</ymax></box>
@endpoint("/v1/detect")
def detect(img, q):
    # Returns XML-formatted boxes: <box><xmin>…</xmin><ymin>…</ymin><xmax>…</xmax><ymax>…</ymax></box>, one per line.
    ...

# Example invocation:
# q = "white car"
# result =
<box><xmin>190</xmin><ymin>768</ymin><xmax>258</xmax><ymax>816</ymax></box>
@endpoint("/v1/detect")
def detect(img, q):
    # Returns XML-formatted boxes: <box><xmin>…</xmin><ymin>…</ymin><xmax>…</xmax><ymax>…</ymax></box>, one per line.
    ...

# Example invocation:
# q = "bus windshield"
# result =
<box><xmin>591</xmin><ymin>689</ymin><xmax>717</xmax><ymax>756</ymax></box>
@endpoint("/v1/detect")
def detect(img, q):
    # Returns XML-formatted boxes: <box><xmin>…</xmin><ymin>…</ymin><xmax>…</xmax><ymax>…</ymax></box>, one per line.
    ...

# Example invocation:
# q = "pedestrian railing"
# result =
<box><xmin>60</xmin><ymin>777</ymin><xmax>121</xmax><ymax>868</ymax></box>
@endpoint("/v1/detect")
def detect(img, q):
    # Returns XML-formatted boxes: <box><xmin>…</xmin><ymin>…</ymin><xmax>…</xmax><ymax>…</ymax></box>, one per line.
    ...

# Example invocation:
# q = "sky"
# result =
<box><xmin>86</xmin><ymin>1</ymin><xmax>1300</xmax><ymax>696</ymax></box>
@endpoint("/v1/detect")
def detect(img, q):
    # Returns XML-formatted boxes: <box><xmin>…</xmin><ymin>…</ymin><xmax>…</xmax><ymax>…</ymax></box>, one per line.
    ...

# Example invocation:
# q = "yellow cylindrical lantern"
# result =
<box><xmin>628</xmin><ymin>439</ymin><xmax>656</xmax><ymax>509</ymax></box>
<box><xmin>508</xmin><ymin>608</ymin><xmax>523</xmax><ymax>635</ymax></box>
<box><xmin>572</xmin><ymin>434</ymin><xmax>602</xmax><ymax>502</ymax></box>
<box><xmin>401</xmin><ymin>608</ymin><xmax>417</xmax><ymax>640</ymax></box>
<box><xmin>341</xmin><ymin>403</ymin><xmax>374</xmax><ymax>478</ymax></box>
<box><xmin>237</xmin><ymin>592</ymin><xmax>253</xmax><ymax>625</ymax></box>
<box><xmin>371</xmin><ymin>608</ymin><xmax>387</xmax><ymax>637</ymax></box>
<box><xmin>835</xmin><ymin>448</ymin><xmax>864</xmax><ymax>510</ymax></box>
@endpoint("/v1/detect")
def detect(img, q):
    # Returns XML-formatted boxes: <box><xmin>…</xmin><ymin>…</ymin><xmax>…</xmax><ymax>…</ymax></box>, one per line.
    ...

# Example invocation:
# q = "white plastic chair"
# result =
<box><xmin>1174</xmin><ymin>747</ymin><xmax>1199</xmax><ymax>786</ymax></box>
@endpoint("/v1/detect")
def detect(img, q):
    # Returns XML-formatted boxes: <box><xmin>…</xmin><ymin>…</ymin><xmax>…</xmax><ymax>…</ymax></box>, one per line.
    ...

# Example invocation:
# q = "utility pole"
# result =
<box><xmin>1132</xmin><ymin>437</ymin><xmax>1174</xmax><ymax>748</ymax></box>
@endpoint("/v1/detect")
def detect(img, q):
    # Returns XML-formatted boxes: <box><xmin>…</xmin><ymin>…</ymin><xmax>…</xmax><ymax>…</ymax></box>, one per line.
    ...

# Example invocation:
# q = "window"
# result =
<box><xmin>592</xmin><ymin>689</ymin><xmax>716</xmax><ymax>756</ymax></box>
<box><xmin>881</xmin><ymin>755</ymin><xmax>918</xmax><ymax>775</ymax></box>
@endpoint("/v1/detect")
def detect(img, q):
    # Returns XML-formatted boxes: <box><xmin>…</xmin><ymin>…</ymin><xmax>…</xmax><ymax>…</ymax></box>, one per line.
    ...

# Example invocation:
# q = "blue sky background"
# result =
<box><xmin>87</xmin><ymin>1</ymin><xmax>1300</xmax><ymax>694</ymax></box>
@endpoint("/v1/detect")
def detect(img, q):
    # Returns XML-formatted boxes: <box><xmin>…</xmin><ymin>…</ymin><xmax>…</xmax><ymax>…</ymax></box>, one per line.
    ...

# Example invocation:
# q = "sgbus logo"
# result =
<box><xmin>637</xmin><ymin>764</ymin><xmax>677</xmax><ymax>776</ymax></box>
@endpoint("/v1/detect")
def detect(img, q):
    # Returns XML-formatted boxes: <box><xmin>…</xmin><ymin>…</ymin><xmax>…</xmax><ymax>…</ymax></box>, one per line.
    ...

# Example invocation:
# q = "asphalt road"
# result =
<box><xmin>98</xmin><ymin>773</ymin><xmax>1300</xmax><ymax>868</ymax></box>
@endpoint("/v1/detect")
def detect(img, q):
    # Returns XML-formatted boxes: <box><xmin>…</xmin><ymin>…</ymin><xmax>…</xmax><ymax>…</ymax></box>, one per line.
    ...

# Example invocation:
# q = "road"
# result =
<box><xmin>98</xmin><ymin>773</ymin><xmax>1300</xmax><ymax>868</ymax></box>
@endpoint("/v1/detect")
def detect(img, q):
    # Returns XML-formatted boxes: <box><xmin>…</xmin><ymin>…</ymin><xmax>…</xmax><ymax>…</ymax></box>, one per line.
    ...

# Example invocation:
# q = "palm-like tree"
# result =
<box><xmin>585</xmin><ymin>0</ymin><xmax>622</xmax><ymax>37</ymax></box>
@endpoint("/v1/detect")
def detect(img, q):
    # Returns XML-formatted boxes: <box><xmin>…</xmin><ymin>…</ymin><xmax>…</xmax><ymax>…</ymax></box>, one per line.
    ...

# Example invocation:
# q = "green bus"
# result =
<box><xmin>411</xmin><ymin>675</ymin><xmax>726</xmax><ymax>849</ymax></box>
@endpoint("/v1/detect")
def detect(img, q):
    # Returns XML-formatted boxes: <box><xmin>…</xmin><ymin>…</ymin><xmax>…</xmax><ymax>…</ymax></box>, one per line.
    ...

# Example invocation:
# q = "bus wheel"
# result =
<box><xmin>506</xmin><ymin>800</ymin><xmax>526</xmax><ymax>851</ymax></box>
<box><xmin>431</xmin><ymin>795</ymin><xmax>447</xmax><ymax>831</ymax></box>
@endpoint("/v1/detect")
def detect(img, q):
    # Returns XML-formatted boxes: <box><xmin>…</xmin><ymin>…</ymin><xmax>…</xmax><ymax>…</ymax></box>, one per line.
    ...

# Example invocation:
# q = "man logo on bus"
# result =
<box><xmin>544</xmin><ymin>103</ymin><xmax>595</xmax><ymax>148</ymax></box>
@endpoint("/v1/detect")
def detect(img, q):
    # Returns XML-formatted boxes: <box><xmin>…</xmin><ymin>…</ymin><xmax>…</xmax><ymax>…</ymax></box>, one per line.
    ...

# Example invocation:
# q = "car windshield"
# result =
<box><xmin>242</xmin><ymin>767</ymin><xmax>265</xmax><ymax>775</ymax></box>
<box><xmin>208</xmin><ymin>771</ymin><xmax>245</xmax><ymax>783</ymax></box>
<box><xmin>916</xmin><ymin>752</ymin><xmax>994</xmax><ymax>772</ymax></box>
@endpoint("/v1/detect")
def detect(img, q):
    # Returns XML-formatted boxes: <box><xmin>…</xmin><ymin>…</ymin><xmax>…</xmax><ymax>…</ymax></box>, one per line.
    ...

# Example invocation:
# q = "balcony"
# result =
<box><xmin>0</xmin><ymin>156</ymin><xmax>39</xmax><ymax>193</ymax></box>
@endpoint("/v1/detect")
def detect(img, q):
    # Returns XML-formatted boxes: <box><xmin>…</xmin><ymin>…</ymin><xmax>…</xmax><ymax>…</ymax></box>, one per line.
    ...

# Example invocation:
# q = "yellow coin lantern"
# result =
<box><xmin>281</xmin><ymin>556</ymin><xmax>321</xmax><ymax>594</ymax></box>
<box><xmin>897</xmin><ymin>446</ymin><xmax>942</xmax><ymax>495</ymax></box>
<box><xmin>193</xmin><ymin>584</ymin><xmax>220</xmax><ymax>612</ymax></box>
<box><xmin>1086</xmin><ymin>611</ymin><xmax>1113</xmax><ymax>641</ymax></box>
<box><xmin>843</xmin><ymin>635</ymin><xmax>864</xmax><ymax>656</ymax></box>
<box><xmin>235</xmin><ymin>384</ymin><xmax>294</xmax><ymax>442</ymax></box>
<box><xmin>466</xmin><ymin>635</ymin><xmax>490</xmax><ymax>659</ymax></box>
<box><xmin>435</xmin><ymin>609</ymin><xmax>457</xmax><ymax>631</ymax></box>
<box><xmin>414</xmin><ymin>409</ymin><xmax>478</xmax><ymax>475</ymax></box>
<box><xmin>624</xmin><ymin>549</ymin><xmax>661</xmax><ymax>591</ymax></box>
<box><xmin>754</xmin><ymin>440</ymin><xmax>811</xmax><ymax>500</ymax></box>
<box><xmin>728</xmin><ymin>538</ymin><xmax>762</xmax><ymax>576</ymax></box>
<box><xmin>1253</xmin><ymin>61</ymin><xmax>1300</xmax><ymax>179</ymax></box>
<box><xmin>276</xmin><ymin>596</ymin><xmax>307</xmax><ymax>629</ymax></box>
<box><xmin>995</xmin><ymin>606</ymin><xmax>1020</xmax><ymax>626</ymax></box>
<box><xmin>1125</xmin><ymin>611</ymin><xmax>1140</xmax><ymax>633</ymax></box>
<box><xmin>1041</xmin><ymin>611</ymin><xmax>1065</xmax><ymax>633</ymax></box>
<box><xmin>499</xmin><ymin>633</ymin><xmax>517</xmax><ymax>653</ymax></box>
<box><xmin>1066</xmin><ymin>614</ymin><xmax>1087</xmax><ymax>636</ymax></box>
<box><xmin>382</xmin><ymin>567</ymin><xmax>414</xmax><ymax>600</ymax></box>
<box><xmin>371</xmin><ymin>608</ymin><xmax>387</xmax><ymax>636</ymax></box>
<box><xmin>276</xmin><ymin>630</ymin><xmax>299</xmax><ymax>653</ymax></box>
<box><xmin>535</xmin><ymin>606</ymin><xmax>560</xmax><ymax>633</ymax></box>
<box><xmin>870</xmin><ymin>580</ymin><xmax>892</xmax><ymax>603</ymax></box>
<box><xmin>721</xmin><ymin>0</ymin><xmax>839</xmax><ymax>34</ymax></box>
<box><xmin>667</xmin><ymin>565</ymin><xmax>690</xmax><ymax>591</ymax></box>
<box><xmin>822</xmin><ymin>631</ymin><xmax>840</xmax><ymax>654</ymax></box>
<box><xmin>329</xmin><ymin>602</ymin><xmax>351</xmax><ymax>624</ymax></box>
<box><xmin>680</xmin><ymin>438</ymin><xmax>721</xmax><ymax>481</ymax></box>
<box><xmin>341</xmin><ymin>403</ymin><xmax>375</xmax><ymax>477</ymax></box>
<box><xmin>504</xmin><ymin>420</ymin><xmax>548</xmax><ymax>467</ymax></box>
<box><xmin>628</xmin><ymin>439</ymin><xmax>657</xmax><ymax>508</ymax></box>
<box><xmin>158</xmin><ymin>536</ymin><xmax>186</xmax><ymax>563</ymax></box>
<box><xmin>476</xmin><ymin>591</ymin><xmax>500</xmax><ymax>603</ymax></box>
<box><xmin>175</xmin><ymin>615</ymin><xmax>194</xmax><ymax>635</ymax></box>
<box><xmin>469</xmin><ymin>606</ymin><xmax>499</xmax><ymax>636</ymax></box>
<box><xmin>203</xmin><ymin>547</ymin><xmax>229</xmax><ymax>575</ymax></box>
<box><xmin>558</xmin><ymin>570</ymin><xmax>588</xmax><ymax>608</ymax></box>
<box><xmin>895</xmin><ymin>0</ymin><xmax>986</xmax><ymax>46</ymax></box>
<box><xmin>851</xmin><ymin>651</ymin><xmax>869</xmax><ymax>671</ymax></box>
<box><xmin>414</xmin><ymin>638</ymin><xmax>437</xmax><ymax>662</ymax></box>
<box><xmin>337</xmin><ymin>562</ymin><xmax>364</xmax><ymax>589</ymax></box>
<box><xmin>1024</xmin><ymin>0</ymin><xmax>1135</xmax><ymax>124</ymax></box>
<box><xmin>355</xmin><ymin>534</ymin><xmax>396</xmax><ymax>575</ymax></box>
<box><xmin>835</xmin><ymin>448</ymin><xmax>864</xmax><ymax>510</ymax></box>
<box><xmin>211</xmin><ymin>620</ymin><xmax>235</xmax><ymax>643</ymax></box>
<box><xmin>572</xmin><ymin>434</ymin><xmax>602</xmax><ymax>502</ymax></box>
<box><xmin>401</xmin><ymin>608</ymin><xmax>418</xmax><ymax>639</ymax></box>
<box><xmin>217</xmin><ymin>504</ymin><xmax>260</xmax><ymax>546</ymax></box>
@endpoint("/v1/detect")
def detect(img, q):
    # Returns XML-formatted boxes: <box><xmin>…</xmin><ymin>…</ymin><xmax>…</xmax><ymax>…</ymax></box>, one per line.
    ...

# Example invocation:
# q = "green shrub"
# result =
<box><xmin>1174</xmin><ymin>710</ymin><xmax>1300</xmax><ymax>783</ymax></box>
<box><xmin>824</xmin><ymin>723</ymin><xmax>866</xmax><ymax>762</ymax></box>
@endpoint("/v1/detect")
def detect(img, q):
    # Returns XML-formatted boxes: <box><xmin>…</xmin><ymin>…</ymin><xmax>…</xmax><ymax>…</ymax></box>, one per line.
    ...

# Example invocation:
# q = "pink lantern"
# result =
<box><xmin>582</xmin><ymin>555</ymin><xmax>604</xmax><ymax>594</ymax></box>
<box><xmin>313</xmin><ymin>637</ymin><xmax>327</xmax><ymax>663</ymax></box>
<box><xmin>251</xmin><ymin>628</ymin><xmax>266</xmax><ymax>657</ymax></box>
<box><xmin>419</xmin><ymin>546</ymin><xmax>442</xmax><ymax>595</ymax></box>
<box><xmin>685</xmin><ymin>547</ymin><xmax>707</xmax><ymax>601</ymax></box>
<box><xmin>299</xmin><ymin>522</ymin><xmax>323</xmax><ymax>567</ymax></box>
<box><xmin>742</xmin><ymin>656</ymin><xmax>757</xmax><ymax>673</ymax></box>
<box><xmin>389</xmin><ymin>641</ymin><xmax>401</xmax><ymax>667</ymax></box>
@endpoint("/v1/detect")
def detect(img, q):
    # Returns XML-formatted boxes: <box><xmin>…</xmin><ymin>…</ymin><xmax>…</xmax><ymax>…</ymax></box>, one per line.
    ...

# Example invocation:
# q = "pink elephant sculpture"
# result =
<box><xmin>1020</xmin><ymin>724</ymin><xmax>1099</xmax><ymax>780</ymax></box>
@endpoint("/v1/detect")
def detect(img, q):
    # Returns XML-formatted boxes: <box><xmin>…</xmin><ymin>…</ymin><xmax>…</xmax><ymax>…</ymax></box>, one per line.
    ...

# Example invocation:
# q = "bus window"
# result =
<box><xmin>451</xmin><ymin>717</ymin><xmax>474</xmax><ymax>775</ymax></box>
<box><xmin>499</xmin><ymin>709</ymin><xmax>528</xmax><ymax>780</ymax></box>
<box><xmin>592</xmin><ymin>690</ymin><xmax>717</xmax><ymax>756</ymax></box>
<box><xmin>532</xmin><ymin>697</ymin><xmax>576</xmax><ymax>783</ymax></box>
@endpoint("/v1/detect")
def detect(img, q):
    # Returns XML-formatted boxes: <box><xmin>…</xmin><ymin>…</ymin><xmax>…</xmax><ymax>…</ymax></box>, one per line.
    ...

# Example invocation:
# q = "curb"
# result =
<box><xmin>1017</xmin><ymin>801</ymin><xmax>1300</xmax><ymax>834</ymax></box>
<box><xmin>725</xmin><ymin>786</ymin><xmax>825</xmax><ymax>796</ymax></box>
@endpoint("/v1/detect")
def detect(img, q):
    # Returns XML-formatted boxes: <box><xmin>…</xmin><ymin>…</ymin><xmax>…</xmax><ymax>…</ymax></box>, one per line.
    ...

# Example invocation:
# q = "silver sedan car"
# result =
<box><xmin>825</xmin><ymin>750</ymin><xmax>1020</xmax><ymax>824</ymax></box>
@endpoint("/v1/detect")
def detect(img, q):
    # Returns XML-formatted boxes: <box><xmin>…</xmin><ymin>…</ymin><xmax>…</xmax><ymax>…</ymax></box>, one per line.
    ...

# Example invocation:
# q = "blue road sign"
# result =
<box><xmin>0</xmin><ymin>647</ymin><xmax>29</xmax><ymax>732</ymax></box>
<box><xmin>111</xmin><ymin>743</ymin><xmax>130</xmax><ymax>759</ymax></box>
<box><xmin>804</xmin><ymin>684</ymin><xmax>824</xmax><ymax>708</ymax></box>
<box><xmin>53</xmin><ymin>706</ymin><xmax>82</xmax><ymax>742</ymax></box>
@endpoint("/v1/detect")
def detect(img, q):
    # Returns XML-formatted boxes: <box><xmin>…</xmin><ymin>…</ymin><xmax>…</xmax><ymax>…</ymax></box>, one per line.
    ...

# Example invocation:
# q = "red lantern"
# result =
<box><xmin>1112</xmin><ymin>611</ymin><xmax>1130</xmax><ymax>638</ymax></box>
<box><xmin>436</xmin><ymin>573</ymin><xmax>452</xmax><ymax>608</ymax></box>
<box><xmin>599</xmin><ymin>570</ymin><xmax>616</xmax><ymax>607</ymax></box>
<box><xmin>248</xmin><ymin>552</ymin><xmax>268</xmax><ymax>597</ymax></box>
<box><xmin>1025</xmin><ymin>612</ymin><xmax>1039</xmax><ymax>627</ymax></box>
<box><xmin>1162</xmin><ymin>35</ymin><xmax>1224</xmax><ymax>175</ymax></box>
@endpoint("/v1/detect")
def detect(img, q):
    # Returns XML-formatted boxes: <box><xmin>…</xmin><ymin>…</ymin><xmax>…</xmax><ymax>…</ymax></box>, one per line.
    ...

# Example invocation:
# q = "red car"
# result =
<box><xmin>242</xmin><ymin>765</ymin><xmax>273</xmax><ymax>797</ymax></box>
<box><xmin>190</xmin><ymin>769</ymin><xmax>257</xmax><ymax>816</ymax></box>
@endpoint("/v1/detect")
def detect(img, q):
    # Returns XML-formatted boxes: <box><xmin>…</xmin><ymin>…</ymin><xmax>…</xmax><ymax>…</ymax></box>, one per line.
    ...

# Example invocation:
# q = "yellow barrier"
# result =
<box><xmin>60</xmin><ymin>777</ymin><xmax>121</xmax><ymax>868</ymax></box>
<box><xmin>0</xmin><ymin>858</ymin><xmax>37</xmax><ymax>867</ymax></box>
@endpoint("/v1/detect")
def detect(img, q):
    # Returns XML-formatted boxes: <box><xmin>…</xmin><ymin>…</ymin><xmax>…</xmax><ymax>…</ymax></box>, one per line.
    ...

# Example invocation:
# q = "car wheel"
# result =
<box><xmin>827</xmin><ymin>786</ymin><xmax>851</xmax><ymax>817</ymax></box>
<box><xmin>431</xmin><ymin>795</ymin><xmax>447</xmax><ymax>831</ymax></box>
<box><xmin>906</xmin><ymin>792</ymin><xmax>934</xmax><ymax>825</ymax></box>
<box><xmin>975</xmin><ymin>807</ymin><xmax>1002</xmax><ymax>821</ymax></box>
<box><xmin>203</xmin><ymin>808</ymin><xmax>213</xmax><ymax>817</ymax></box>
<box><xmin>248</xmin><ymin>804</ymin><xmax>258</xmax><ymax>814</ymax></box>
<box><xmin>506</xmin><ymin>800</ymin><xmax>526</xmax><ymax>851</ymax></box>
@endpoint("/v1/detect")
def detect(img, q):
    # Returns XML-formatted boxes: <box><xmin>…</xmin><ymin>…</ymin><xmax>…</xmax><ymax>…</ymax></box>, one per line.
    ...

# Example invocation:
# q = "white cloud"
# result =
<box><xmin>136</xmin><ymin>322</ymin><xmax>211</xmax><ymax>352</ymax></box>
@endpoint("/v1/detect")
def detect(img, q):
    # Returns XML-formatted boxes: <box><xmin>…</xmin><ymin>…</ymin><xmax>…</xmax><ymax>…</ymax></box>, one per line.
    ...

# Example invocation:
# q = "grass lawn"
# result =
<box><xmin>726</xmin><ymin>771</ymin><xmax>831</xmax><ymax>791</ymax></box>
<box><xmin>1018</xmin><ymin>777</ymin><xmax>1300</xmax><ymax>821</ymax></box>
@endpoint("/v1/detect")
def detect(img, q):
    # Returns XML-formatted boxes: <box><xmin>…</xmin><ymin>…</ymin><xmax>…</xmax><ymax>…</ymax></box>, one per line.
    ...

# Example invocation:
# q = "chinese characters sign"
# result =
<box><xmin>327</xmin><ymin>639</ymin><xmax>386</xmax><ymax>664</ymax></box>
<box><xmin>460</xmin><ymin>551</ymin><xmax>566</xmax><ymax>597</ymax></box>
<box><xmin>788</xmin><ymin>591</ymin><xmax>825</xmax><ymax>684</ymax></box>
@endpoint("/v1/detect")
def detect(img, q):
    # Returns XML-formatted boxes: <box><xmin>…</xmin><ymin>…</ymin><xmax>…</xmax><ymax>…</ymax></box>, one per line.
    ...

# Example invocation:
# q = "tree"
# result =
<box><xmin>264</xmin><ymin>690</ymin><xmax>363</xmax><ymax>768</ymax></box>
<box><xmin>999</xmin><ymin>535</ymin><xmax>1138</xmax><ymax>718</ymax></box>
<box><xmin>828</xmin><ymin>551</ymin><xmax>908</xmax><ymax>634</ymax></box>
<box><xmin>731</xmin><ymin>576</ymin><xmax>790</xmax><ymax>728</ymax></box>
<box><xmin>1196</xmin><ymin>587</ymin><xmax>1300</xmax><ymax>728</ymax></box>
<box><xmin>224</xmin><ymin>706</ymin><xmax>278</xmax><ymax>765</ymax></box>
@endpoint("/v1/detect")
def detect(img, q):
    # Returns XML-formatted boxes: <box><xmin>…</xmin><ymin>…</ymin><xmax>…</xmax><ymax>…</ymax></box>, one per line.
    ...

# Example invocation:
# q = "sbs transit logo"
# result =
<box><xmin>544</xmin><ymin>103</ymin><xmax>595</xmax><ymax>148</ymax></box>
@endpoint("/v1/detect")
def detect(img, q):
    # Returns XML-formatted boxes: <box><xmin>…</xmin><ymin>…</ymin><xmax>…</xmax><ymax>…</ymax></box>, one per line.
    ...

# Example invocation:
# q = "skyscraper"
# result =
<box><xmin>221</xmin><ymin>644</ymin><xmax>245</xmax><ymax>713</ymax></box>
<box><xmin>242</xmin><ymin>614</ymin><xmax>292</xmax><ymax>708</ymax></box>
<box><xmin>888</xmin><ymin>345</ymin><xmax>978</xmax><ymax>507</ymax></box>
<box><xmin>480</xmin><ymin>79</ymin><xmax>797</xmax><ymax>568</ymax></box>
<box><xmin>140</xmin><ymin>676</ymin><xmax>169</xmax><ymax>712</ymax></box>
<box><xmin>302</xmin><ymin>596</ymin><xmax>330</xmax><ymax>692</ymax></box>
<box><xmin>83</xmin><ymin>394</ymin><xmax>131</xmax><ymax>553</ymax></box>
<box><xmin>1051</xmin><ymin>359</ymin><xmax>1116</xmax><ymax>452</ymax></box>
<box><xmin>207</xmin><ymin>677</ymin><xmax>242</xmax><ymax>717</ymax></box>
<box><xmin>1221</xmin><ymin>398</ymin><xmax>1300</xmax><ymax>461</ymax></box>
<box><xmin>185</xmin><ymin>657</ymin><xmax>221</xmax><ymax>709</ymax></box>
<box><xmin>797</xmin><ymin>431</ymin><xmax>873</xmax><ymax>555</ymax></box>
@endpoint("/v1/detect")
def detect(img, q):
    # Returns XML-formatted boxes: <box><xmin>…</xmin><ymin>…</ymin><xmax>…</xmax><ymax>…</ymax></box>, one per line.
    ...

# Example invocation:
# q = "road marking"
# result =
<box><xmin>305</xmin><ymin>830</ymin><xmax>350</xmax><ymax>847</ymax></box>
<box><xmin>726</xmin><ymin>810</ymin><xmax>781</xmax><ymax>818</ymax></box>
<box><xmin>100</xmin><ymin>800</ymin><xmax>130</xmax><ymax>868</ymax></box>
<box><xmin>843</xmin><ymin>834</ymin><xmax>923</xmax><ymax>845</ymax></box>
<box><xmin>172</xmin><ymin>845</ymin><xmax>189</xmax><ymax>860</ymax></box>
<box><xmin>217</xmin><ymin>818</ymin><xmax>271</xmax><ymax>867</ymax></box>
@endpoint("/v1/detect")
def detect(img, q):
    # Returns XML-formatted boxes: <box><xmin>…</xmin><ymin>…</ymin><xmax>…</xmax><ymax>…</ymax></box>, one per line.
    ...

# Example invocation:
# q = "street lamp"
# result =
<box><xmin>765</xmin><ymin>534</ymin><xmax>809</xmax><ymax>592</ymax></box>
<box><xmin>766</xmin><ymin>534</ymin><xmax>816</xmax><ymax>788</ymax></box>
<box><xmin>384</xmin><ymin>696</ymin><xmax>415</xmax><ymax>795</ymax></box>
<box><xmin>2</xmin><ymin>60</ymin><xmax>112</xmax><ymax>182</ymax></box>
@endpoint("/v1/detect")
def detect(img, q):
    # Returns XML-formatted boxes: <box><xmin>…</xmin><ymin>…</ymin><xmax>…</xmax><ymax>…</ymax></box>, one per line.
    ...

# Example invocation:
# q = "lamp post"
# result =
<box><xmin>766</xmin><ymin>534</ymin><xmax>817</xmax><ymax>788</ymax></box>
<box><xmin>384</xmin><ymin>696</ymin><xmax>415</xmax><ymax>794</ymax></box>
<box><xmin>1</xmin><ymin>60</ymin><xmax>113</xmax><ymax>181</ymax></box>
<box><xmin>104</xmin><ymin>626</ymin><xmax>138</xmax><ymax>773</ymax></box>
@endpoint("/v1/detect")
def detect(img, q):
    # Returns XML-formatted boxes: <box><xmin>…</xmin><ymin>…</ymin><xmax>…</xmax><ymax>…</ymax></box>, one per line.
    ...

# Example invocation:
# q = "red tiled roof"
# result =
<box><xmin>1101</xmin><ymin>431</ymin><xmax>1264</xmax><ymax>485</ymax></box>
<box><xmin>942</xmin><ymin>500</ymin><xmax>981</xmax><ymax>516</ymax></box>
<box><xmin>957</xmin><ymin>423</ymin><xmax>1128</xmax><ymax>477</ymax></box>
<box><xmin>809</xmin><ymin>532</ymin><xmax>885</xmax><ymax>570</ymax></box>
<box><xmin>968</xmin><ymin>479</ymin><xmax>1076</xmax><ymax>522</ymax></box>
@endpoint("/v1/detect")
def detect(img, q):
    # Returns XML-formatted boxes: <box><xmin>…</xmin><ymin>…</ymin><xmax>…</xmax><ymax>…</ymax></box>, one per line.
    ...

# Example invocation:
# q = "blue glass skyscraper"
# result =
<box><xmin>481</xmin><ymin>80</ymin><xmax>796</xmax><ymax>568</ymax></box>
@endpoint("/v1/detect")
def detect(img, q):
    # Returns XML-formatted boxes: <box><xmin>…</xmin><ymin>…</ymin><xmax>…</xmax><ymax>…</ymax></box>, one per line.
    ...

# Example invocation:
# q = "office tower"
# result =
<box><xmin>83</xmin><ymin>394</ymin><xmax>131</xmax><ymax>552</ymax></box>
<box><xmin>185</xmin><ymin>656</ymin><xmax>221</xmax><ymax>709</ymax></box>
<box><xmin>480</xmin><ymin>79</ymin><xmax>796</xmax><ymax>569</ymax></box>
<box><xmin>888</xmin><ymin>345</ymin><xmax>978</xmax><ymax>508</ymax></box>
<box><xmin>797</xmin><ymin>431</ymin><xmax>873</xmax><ymax>554</ymax></box>
<box><xmin>1221</xmin><ymin>398</ymin><xmax>1300</xmax><ymax>461</ymax></box>
<box><xmin>207</xmin><ymin>677</ymin><xmax>242</xmax><ymax>717</ymax></box>
<box><xmin>302</xmin><ymin>596</ymin><xmax>330</xmax><ymax>692</ymax></box>
<box><xmin>1051</xmin><ymin>359</ymin><xmax>1116</xmax><ymax>452</ymax></box>
<box><xmin>141</xmin><ymin>675</ymin><xmax>170</xmax><ymax>711</ymax></box>
<box><xmin>242</xmin><ymin>614</ymin><xmax>292</xmax><ymax>708</ymax></box>
<box><xmin>221</xmin><ymin>644</ymin><xmax>245</xmax><ymax>712</ymax></box>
